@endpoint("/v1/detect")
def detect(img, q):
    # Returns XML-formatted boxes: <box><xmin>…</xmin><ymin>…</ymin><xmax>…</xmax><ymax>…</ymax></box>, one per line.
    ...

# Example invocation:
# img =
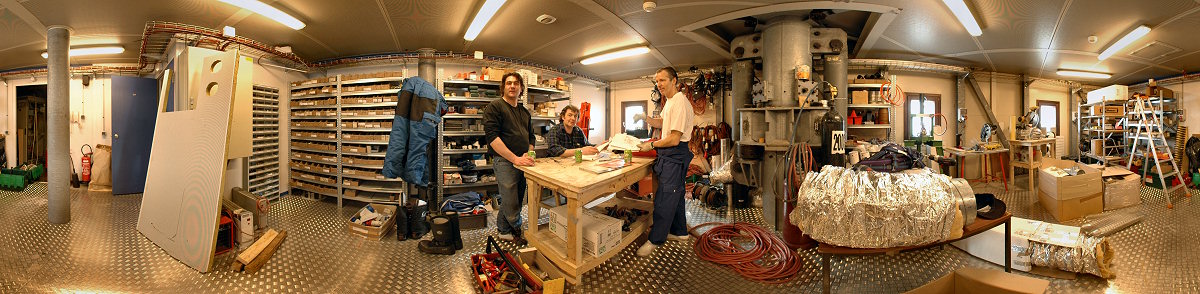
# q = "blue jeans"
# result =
<box><xmin>492</xmin><ymin>157</ymin><xmax>527</xmax><ymax>235</ymax></box>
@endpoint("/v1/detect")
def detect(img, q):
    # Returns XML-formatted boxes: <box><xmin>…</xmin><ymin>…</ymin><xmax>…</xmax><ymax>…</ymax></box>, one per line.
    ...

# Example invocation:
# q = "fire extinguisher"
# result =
<box><xmin>81</xmin><ymin>144</ymin><xmax>93</xmax><ymax>183</ymax></box>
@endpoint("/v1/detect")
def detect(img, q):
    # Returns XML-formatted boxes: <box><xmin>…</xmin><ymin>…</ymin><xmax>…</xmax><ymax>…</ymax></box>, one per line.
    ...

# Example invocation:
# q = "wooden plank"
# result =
<box><xmin>567</xmin><ymin>196</ymin><xmax>582</xmax><ymax>264</ymax></box>
<box><xmin>525</xmin><ymin>179</ymin><xmax>543</xmax><ymax>239</ymax></box>
<box><xmin>237</xmin><ymin>229</ymin><xmax>279</xmax><ymax>264</ymax></box>
<box><xmin>965</xmin><ymin>74</ymin><xmax>1011</xmax><ymax>149</ymax></box>
<box><xmin>534</xmin><ymin>249</ymin><xmax>578</xmax><ymax>284</ymax></box>
<box><xmin>243</xmin><ymin>230</ymin><xmax>287</xmax><ymax>274</ymax></box>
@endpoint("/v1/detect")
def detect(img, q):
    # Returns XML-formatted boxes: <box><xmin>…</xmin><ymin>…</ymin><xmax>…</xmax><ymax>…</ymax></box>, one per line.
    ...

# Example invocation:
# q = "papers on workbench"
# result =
<box><xmin>579</xmin><ymin>159</ymin><xmax>629</xmax><ymax>174</ymax></box>
<box><xmin>601</xmin><ymin>133</ymin><xmax>643</xmax><ymax>151</ymax></box>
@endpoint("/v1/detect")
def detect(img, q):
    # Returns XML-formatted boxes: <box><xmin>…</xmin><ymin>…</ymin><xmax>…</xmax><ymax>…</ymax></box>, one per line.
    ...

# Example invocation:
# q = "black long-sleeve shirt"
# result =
<box><xmin>482</xmin><ymin>99</ymin><xmax>533</xmax><ymax>158</ymax></box>
<box><xmin>545</xmin><ymin>124</ymin><xmax>591</xmax><ymax>157</ymax></box>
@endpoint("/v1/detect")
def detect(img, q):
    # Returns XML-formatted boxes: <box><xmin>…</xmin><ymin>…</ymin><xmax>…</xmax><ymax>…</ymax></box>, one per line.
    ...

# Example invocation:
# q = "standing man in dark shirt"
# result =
<box><xmin>545</xmin><ymin>105</ymin><xmax>598</xmax><ymax>158</ymax></box>
<box><xmin>482</xmin><ymin>72</ymin><xmax>535</xmax><ymax>246</ymax></box>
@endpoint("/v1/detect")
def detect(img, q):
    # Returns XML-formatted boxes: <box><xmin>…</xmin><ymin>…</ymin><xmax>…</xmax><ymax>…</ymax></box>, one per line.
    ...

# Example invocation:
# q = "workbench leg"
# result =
<box><xmin>1004</xmin><ymin>218</ymin><xmax>1011</xmax><ymax>273</ymax></box>
<box><xmin>822</xmin><ymin>254</ymin><xmax>831</xmax><ymax>294</ymax></box>
<box><xmin>526</xmin><ymin>180</ymin><xmax>543</xmax><ymax>238</ymax></box>
<box><xmin>1009</xmin><ymin>150</ymin><xmax>1016</xmax><ymax>188</ymax></box>
<box><xmin>957</xmin><ymin>155</ymin><xmax>964</xmax><ymax>179</ymax></box>
<box><xmin>568</xmin><ymin>195</ymin><xmax>582</xmax><ymax>264</ymax></box>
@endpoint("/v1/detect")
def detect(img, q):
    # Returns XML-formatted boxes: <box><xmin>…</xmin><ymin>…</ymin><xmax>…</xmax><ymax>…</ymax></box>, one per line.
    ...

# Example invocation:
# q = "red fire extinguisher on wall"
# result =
<box><xmin>81</xmin><ymin>144</ymin><xmax>93</xmax><ymax>183</ymax></box>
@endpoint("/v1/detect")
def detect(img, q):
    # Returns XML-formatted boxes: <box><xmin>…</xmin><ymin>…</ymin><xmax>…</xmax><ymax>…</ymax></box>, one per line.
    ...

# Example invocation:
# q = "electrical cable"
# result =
<box><xmin>690</xmin><ymin>222</ymin><xmax>803</xmax><ymax>284</ymax></box>
<box><xmin>880</xmin><ymin>79</ymin><xmax>905</xmax><ymax>106</ymax></box>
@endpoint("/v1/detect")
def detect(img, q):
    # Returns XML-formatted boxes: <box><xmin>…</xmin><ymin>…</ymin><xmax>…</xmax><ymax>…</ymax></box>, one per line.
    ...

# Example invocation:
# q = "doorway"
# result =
<box><xmin>16</xmin><ymin>85</ymin><xmax>48</xmax><ymax>168</ymax></box>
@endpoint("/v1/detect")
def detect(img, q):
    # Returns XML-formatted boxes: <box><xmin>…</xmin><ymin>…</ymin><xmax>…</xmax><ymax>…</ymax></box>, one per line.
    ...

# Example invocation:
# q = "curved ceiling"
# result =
<box><xmin>0</xmin><ymin>0</ymin><xmax>1198</xmax><ymax>84</ymax></box>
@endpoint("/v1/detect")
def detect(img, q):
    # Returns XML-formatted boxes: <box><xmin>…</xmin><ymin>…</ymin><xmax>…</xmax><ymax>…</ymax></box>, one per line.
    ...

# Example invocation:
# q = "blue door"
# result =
<box><xmin>111</xmin><ymin>76</ymin><xmax>160</xmax><ymax>195</ymax></box>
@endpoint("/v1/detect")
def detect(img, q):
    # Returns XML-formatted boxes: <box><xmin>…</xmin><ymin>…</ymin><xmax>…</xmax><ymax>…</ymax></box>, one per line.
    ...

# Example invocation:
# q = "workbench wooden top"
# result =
<box><xmin>515</xmin><ymin>156</ymin><xmax>654</xmax><ymax>196</ymax></box>
<box><xmin>943</xmin><ymin>146</ymin><xmax>1010</xmax><ymax>156</ymax></box>
<box><xmin>1009</xmin><ymin>138</ymin><xmax>1056</xmax><ymax>145</ymax></box>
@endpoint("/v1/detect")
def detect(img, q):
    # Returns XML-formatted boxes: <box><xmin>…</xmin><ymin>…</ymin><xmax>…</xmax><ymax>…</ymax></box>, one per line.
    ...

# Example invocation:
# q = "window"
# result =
<box><xmin>905</xmin><ymin>93</ymin><xmax>941</xmax><ymax>139</ymax></box>
<box><xmin>1037</xmin><ymin>100</ymin><xmax>1060</xmax><ymax>135</ymax></box>
<box><xmin>621</xmin><ymin>101</ymin><xmax>649</xmax><ymax>139</ymax></box>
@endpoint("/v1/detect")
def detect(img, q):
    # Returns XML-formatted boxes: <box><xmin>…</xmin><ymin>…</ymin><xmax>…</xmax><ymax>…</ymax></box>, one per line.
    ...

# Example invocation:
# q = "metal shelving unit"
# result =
<box><xmin>846</xmin><ymin>84</ymin><xmax>895</xmax><ymax>141</ymax></box>
<box><xmin>248</xmin><ymin>85</ymin><xmax>282</xmax><ymax>200</ymax></box>
<box><xmin>1078</xmin><ymin>99</ymin><xmax>1129</xmax><ymax>167</ymax></box>
<box><xmin>288</xmin><ymin>73</ymin><xmax>409</xmax><ymax>207</ymax></box>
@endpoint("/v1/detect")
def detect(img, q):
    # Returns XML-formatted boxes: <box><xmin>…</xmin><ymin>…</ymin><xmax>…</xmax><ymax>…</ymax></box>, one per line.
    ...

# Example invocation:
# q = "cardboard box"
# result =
<box><xmin>851</xmin><ymin>90</ymin><xmax>869</xmax><ymax>105</ymax></box>
<box><xmin>904</xmin><ymin>268</ymin><xmax>1050</xmax><ymax>294</ymax></box>
<box><xmin>483</xmin><ymin>67</ymin><xmax>508</xmax><ymax>81</ymax></box>
<box><xmin>1086</xmin><ymin>84</ymin><xmax>1128</xmax><ymax>105</ymax></box>
<box><xmin>347</xmin><ymin>204</ymin><xmax>397</xmax><ymax>240</ymax></box>
<box><xmin>1038</xmin><ymin>190</ymin><xmax>1103</xmax><ymax>221</ymax></box>
<box><xmin>547</xmin><ymin>205</ymin><xmax>623</xmax><ymax>257</ymax></box>
<box><xmin>952</xmin><ymin>217</ymin><xmax>1084</xmax><ymax>278</ymax></box>
<box><xmin>1090</xmin><ymin>105</ymin><xmax>1125</xmax><ymax>116</ymax></box>
<box><xmin>1038</xmin><ymin>159</ymin><xmax>1103</xmax><ymax>200</ymax></box>
<box><xmin>1090</xmin><ymin>139</ymin><xmax>1104</xmax><ymax>154</ymax></box>
<box><xmin>1102</xmin><ymin>167</ymin><xmax>1142</xmax><ymax>210</ymax></box>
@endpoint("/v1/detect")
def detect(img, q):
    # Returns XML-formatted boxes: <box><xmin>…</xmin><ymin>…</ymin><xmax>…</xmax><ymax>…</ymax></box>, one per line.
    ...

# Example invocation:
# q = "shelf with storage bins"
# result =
<box><xmin>1077</xmin><ymin>99</ymin><xmax>1128</xmax><ymax>166</ymax></box>
<box><xmin>288</xmin><ymin>72</ymin><xmax>409</xmax><ymax>207</ymax></box>
<box><xmin>438</xmin><ymin>79</ymin><xmax>507</xmax><ymax>204</ymax></box>
<box><xmin>248</xmin><ymin>85</ymin><xmax>282</xmax><ymax>200</ymax></box>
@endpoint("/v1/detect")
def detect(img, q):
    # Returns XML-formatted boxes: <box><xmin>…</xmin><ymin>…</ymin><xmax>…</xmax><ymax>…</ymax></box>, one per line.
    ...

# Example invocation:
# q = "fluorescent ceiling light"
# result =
<box><xmin>1057</xmin><ymin>69</ymin><xmax>1111</xmax><ymax>79</ymax></box>
<box><xmin>581</xmin><ymin>47</ymin><xmax>651</xmax><ymax>65</ymax></box>
<box><xmin>216</xmin><ymin>0</ymin><xmax>305</xmax><ymax>30</ymax></box>
<box><xmin>41</xmin><ymin>46</ymin><xmax>126</xmax><ymax>58</ymax></box>
<box><xmin>1097</xmin><ymin>25</ymin><xmax>1151</xmax><ymax>60</ymax></box>
<box><xmin>942</xmin><ymin>0</ymin><xmax>982</xmax><ymax>36</ymax></box>
<box><xmin>463</xmin><ymin>0</ymin><xmax>507</xmax><ymax>41</ymax></box>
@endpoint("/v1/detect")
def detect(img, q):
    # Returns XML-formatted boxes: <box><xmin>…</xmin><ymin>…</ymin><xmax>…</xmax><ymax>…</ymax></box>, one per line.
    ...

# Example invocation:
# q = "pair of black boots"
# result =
<box><xmin>418</xmin><ymin>212</ymin><xmax>463</xmax><ymax>255</ymax></box>
<box><xmin>396</xmin><ymin>202</ymin><xmax>430</xmax><ymax>241</ymax></box>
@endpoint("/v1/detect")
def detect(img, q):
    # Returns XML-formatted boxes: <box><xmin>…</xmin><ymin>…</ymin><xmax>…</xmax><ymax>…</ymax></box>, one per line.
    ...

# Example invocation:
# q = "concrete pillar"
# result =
<box><xmin>47</xmin><ymin>25</ymin><xmax>70</xmax><ymax>224</ymax></box>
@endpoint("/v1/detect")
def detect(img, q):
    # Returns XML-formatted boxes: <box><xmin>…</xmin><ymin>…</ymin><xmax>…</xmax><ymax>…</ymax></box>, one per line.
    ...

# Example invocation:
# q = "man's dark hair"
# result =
<box><xmin>559</xmin><ymin>104</ymin><xmax>580</xmax><ymax>121</ymax></box>
<box><xmin>656</xmin><ymin>67</ymin><xmax>678</xmax><ymax>81</ymax></box>
<box><xmin>501</xmin><ymin>72</ymin><xmax>525</xmax><ymax>97</ymax></box>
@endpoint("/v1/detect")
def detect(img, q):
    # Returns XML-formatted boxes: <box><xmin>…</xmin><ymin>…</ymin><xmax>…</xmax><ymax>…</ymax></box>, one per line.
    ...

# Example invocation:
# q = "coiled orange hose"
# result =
<box><xmin>690</xmin><ymin>222</ymin><xmax>803</xmax><ymax>284</ymax></box>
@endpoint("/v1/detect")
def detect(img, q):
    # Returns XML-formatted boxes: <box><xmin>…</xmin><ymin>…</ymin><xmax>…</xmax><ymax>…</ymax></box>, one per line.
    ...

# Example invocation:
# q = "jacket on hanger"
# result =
<box><xmin>383</xmin><ymin>77</ymin><xmax>448</xmax><ymax>187</ymax></box>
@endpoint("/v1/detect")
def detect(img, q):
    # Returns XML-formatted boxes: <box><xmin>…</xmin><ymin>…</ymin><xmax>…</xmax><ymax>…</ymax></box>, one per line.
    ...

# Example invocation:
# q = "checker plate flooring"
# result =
<box><xmin>0</xmin><ymin>181</ymin><xmax>1196</xmax><ymax>293</ymax></box>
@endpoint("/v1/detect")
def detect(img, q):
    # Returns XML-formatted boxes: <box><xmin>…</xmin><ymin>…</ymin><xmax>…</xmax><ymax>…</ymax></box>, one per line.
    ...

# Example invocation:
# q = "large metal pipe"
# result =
<box><xmin>48</xmin><ymin>26</ymin><xmax>70</xmax><ymax>224</ymax></box>
<box><xmin>417</xmin><ymin>48</ymin><xmax>436</xmax><ymax>83</ymax></box>
<box><xmin>730</xmin><ymin>60</ymin><xmax>752</xmax><ymax>140</ymax></box>
<box><xmin>761</xmin><ymin>16</ymin><xmax>811</xmax><ymax>107</ymax></box>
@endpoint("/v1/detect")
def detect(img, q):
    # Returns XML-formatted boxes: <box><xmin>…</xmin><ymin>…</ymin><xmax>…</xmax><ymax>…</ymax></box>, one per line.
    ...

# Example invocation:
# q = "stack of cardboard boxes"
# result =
<box><xmin>547</xmin><ymin>206</ymin><xmax>623</xmax><ymax>257</ymax></box>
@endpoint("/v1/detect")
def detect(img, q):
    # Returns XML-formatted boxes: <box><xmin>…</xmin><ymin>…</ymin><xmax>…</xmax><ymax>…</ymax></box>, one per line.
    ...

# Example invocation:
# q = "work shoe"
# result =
<box><xmin>498</xmin><ymin>232</ymin><xmax>528</xmax><ymax>246</ymax></box>
<box><xmin>498</xmin><ymin>233</ymin><xmax>515</xmax><ymax>241</ymax></box>
<box><xmin>667</xmin><ymin>234</ymin><xmax>690</xmax><ymax>241</ymax></box>
<box><xmin>637</xmin><ymin>242</ymin><xmax>658</xmax><ymax>257</ymax></box>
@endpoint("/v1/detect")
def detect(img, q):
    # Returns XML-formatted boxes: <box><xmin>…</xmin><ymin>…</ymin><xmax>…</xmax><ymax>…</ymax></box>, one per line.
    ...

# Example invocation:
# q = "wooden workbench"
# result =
<box><xmin>515</xmin><ymin>157</ymin><xmax>655</xmax><ymax>284</ymax></box>
<box><xmin>943</xmin><ymin>147</ymin><xmax>1010</xmax><ymax>191</ymax></box>
<box><xmin>1009</xmin><ymin>138</ymin><xmax>1057</xmax><ymax>192</ymax></box>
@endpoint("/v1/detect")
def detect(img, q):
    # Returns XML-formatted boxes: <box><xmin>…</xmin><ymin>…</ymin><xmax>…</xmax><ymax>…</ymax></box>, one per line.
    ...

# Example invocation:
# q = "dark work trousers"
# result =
<box><xmin>647</xmin><ymin>143</ymin><xmax>694</xmax><ymax>245</ymax></box>
<box><xmin>492</xmin><ymin>156</ymin><xmax>527</xmax><ymax>235</ymax></box>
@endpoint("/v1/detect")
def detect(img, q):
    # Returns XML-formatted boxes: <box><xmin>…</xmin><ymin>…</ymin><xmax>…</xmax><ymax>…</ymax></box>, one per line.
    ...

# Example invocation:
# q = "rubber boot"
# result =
<box><xmin>395</xmin><ymin>204</ymin><xmax>409</xmax><ymax>241</ymax></box>
<box><xmin>408</xmin><ymin>204</ymin><xmax>429</xmax><ymax>239</ymax></box>
<box><xmin>446</xmin><ymin>212</ymin><xmax>463</xmax><ymax>251</ymax></box>
<box><xmin>418</xmin><ymin>215</ymin><xmax>456</xmax><ymax>255</ymax></box>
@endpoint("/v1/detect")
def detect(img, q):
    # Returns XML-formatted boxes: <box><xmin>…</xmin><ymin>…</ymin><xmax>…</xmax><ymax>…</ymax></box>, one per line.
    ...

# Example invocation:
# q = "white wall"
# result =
<box><xmin>609</xmin><ymin>80</ymin><xmax>721</xmax><ymax>141</ymax></box>
<box><xmin>2</xmin><ymin>75</ymin><xmax>112</xmax><ymax>173</ymax></box>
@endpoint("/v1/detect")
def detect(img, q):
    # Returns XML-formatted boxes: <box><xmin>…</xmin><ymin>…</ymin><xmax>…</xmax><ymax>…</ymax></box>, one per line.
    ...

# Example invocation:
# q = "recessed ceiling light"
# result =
<box><xmin>41</xmin><ymin>46</ymin><xmax>125</xmax><ymax>58</ymax></box>
<box><xmin>215</xmin><ymin>0</ymin><xmax>305</xmax><ymax>30</ymax></box>
<box><xmin>1098</xmin><ymin>25</ymin><xmax>1151</xmax><ymax>61</ymax></box>
<box><xmin>581</xmin><ymin>47</ymin><xmax>651</xmax><ymax>65</ymax></box>
<box><xmin>942</xmin><ymin>0</ymin><xmax>982</xmax><ymax>36</ymax></box>
<box><xmin>464</xmin><ymin>0</ymin><xmax>507</xmax><ymax>41</ymax></box>
<box><xmin>1057</xmin><ymin>69</ymin><xmax>1111</xmax><ymax>79</ymax></box>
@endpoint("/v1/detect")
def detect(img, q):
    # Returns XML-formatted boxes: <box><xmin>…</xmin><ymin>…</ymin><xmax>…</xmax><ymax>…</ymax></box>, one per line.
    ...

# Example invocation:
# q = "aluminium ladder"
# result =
<box><xmin>1126</xmin><ymin>96</ymin><xmax>1191</xmax><ymax>208</ymax></box>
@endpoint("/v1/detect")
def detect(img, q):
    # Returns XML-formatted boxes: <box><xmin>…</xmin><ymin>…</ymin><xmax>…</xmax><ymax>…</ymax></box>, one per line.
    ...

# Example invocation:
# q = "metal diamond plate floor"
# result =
<box><xmin>0</xmin><ymin>181</ymin><xmax>1195</xmax><ymax>293</ymax></box>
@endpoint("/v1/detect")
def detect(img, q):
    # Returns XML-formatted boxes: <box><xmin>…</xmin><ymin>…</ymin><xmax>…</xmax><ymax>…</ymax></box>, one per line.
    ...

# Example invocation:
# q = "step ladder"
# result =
<box><xmin>1126</xmin><ymin>96</ymin><xmax>1191</xmax><ymax>208</ymax></box>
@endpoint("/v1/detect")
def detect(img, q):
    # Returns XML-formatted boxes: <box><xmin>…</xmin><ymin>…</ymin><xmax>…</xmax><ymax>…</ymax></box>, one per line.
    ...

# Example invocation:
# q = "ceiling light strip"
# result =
<box><xmin>580</xmin><ymin>47</ymin><xmax>651</xmax><ymax>65</ymax></box>
<box><xmin>216</xmin><ymin>0</ymin><xmax>305</xmax><ymax>30</ymax></box>
<box><xmin>463</xmin><ymin>0</ymin><xmax>507</xmax><ymax>41</ymax></box>
<box><xmin>942</xmin><ymin>0</ymin><xmax>982</xmax><ymax>36</ymax></box>
<box><xmin>1097</xmin><ymin>25</ymin><xmax>1150</xmax><ymax>61</ymax></box>
<box><xmin>1057</xmin><ymin>69</ymin><xmax>1111</xmax><ymax>79</ymax></box>
<box><xmin>41</xmin><ymin>46</ymin><xmax>125</xmax><ymax>58</ymax></box>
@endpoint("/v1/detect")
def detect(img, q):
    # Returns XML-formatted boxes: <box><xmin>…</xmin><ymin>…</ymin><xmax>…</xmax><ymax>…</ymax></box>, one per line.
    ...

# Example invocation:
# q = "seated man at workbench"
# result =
<box><xmin>544</xmin><ymin>105</ymin><xmax>599</xmax><ymax>158</ymax></box>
